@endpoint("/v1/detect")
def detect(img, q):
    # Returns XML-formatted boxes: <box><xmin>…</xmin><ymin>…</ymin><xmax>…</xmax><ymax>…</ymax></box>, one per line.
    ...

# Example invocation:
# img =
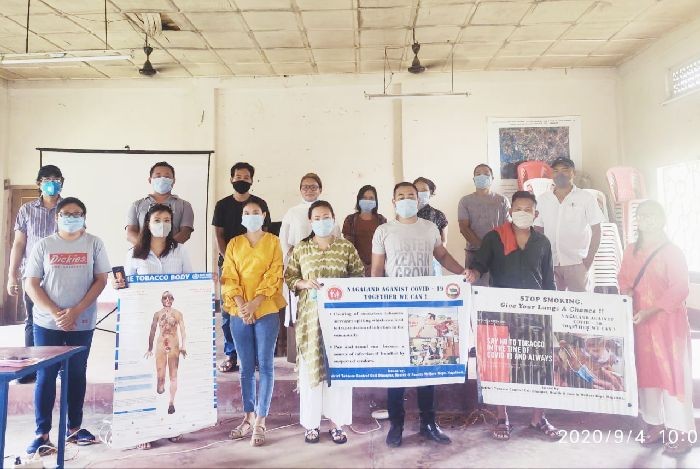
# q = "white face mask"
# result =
<box><xmin>417</xmin><ymin>191</ymin><xmax>431</xmax><ymax>208</ymax></box>
<box><xmin>511</xmin><ymin>211</ymin><xmax>535</xmax><ymax>229</ymax></box>
<box><xmin>150</xmin><ymin>221</ymin><xmax>172</xmax><ymax>238</ymax></box>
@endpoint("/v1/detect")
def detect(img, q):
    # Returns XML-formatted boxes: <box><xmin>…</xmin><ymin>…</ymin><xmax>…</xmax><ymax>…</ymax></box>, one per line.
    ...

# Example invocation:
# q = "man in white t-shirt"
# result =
<box><xmin>371</xmin><ymin>182</ymin><xmax>467</xmax><ymax>448</ymax></box>
<box><xmin>534</xmin><ymin>157</ymin><xmax>604</xmax><ymax>292</ymax></box>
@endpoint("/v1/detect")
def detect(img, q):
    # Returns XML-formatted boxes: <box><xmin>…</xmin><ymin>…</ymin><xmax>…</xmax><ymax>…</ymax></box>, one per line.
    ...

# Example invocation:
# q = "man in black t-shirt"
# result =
<box><xmin>212</xmin><ymin>162</ymin><xmax>272</xmax><ymax>373</ymax></box>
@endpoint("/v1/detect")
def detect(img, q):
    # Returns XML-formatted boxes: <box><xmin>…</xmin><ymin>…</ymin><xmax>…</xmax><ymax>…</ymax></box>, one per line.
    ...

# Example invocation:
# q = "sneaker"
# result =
<box><xmin>67</xmin><ymin>428</ymin><xmax>97</xmax><ymax>446</ymax></box>
<box><xmin>27</xmin><ymin>436</ymin><xmax>55</xmax><ymax>455</ymax></box>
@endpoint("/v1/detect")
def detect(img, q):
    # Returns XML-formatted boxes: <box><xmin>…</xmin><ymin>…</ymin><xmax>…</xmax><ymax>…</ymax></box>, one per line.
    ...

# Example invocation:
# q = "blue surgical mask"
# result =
<box><xmin>40</xmin><ymin>180</ymin><xmax>62</xmax><ymax>197</ymax></box>
<box><xmin>358</xmin><ymin>199</ymin><xmax>377</xmax><ymax>213</ymax></box>
<box><xmin>474</xmin><ymin>174</ymin><xmax>492</xmax><ymax>190</ymax></box>
<box><xmin>575</xmin><ymin>364</ymin><xmax>596</xmax><ymax>384</ymax></box>
<box><xmin>58</xmin><ymin>216</ymin><xmax>84</xmax><ymax>233</ymax></box>
<box><xmin>417</xmin><ymin>191</ymin><xmax>431</xmax><ymax>208</ymax></box>
<box><xmin>395</xmin><ymin>199</ymin><xmax>418</xmax><ymax>218</ymax></box>
<box><xmin>311</xmin><ymin>218</ymin><xmax>334</xmax><ymax>237</ymax></box>
<box><xmin>242</xmin><ymin>214</ymin><xmax>264</xmax><ymax>233</ymax></box>
<box><xmin>553</xmin><ymin>173</ymin><xmax>570</xmax><ymax>188</ymax></box>
<box><xmin>152</xmin><ymin>177</ymin><xmax>174</xmax><ymax>194</ymax></box>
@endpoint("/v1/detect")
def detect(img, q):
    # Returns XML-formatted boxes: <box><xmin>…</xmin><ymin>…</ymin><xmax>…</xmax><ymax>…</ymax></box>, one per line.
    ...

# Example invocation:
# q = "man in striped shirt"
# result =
<box><xmin>6</xmin><ymin>165</ymin><xmax>64</xmax><ymax>383</ymax></box>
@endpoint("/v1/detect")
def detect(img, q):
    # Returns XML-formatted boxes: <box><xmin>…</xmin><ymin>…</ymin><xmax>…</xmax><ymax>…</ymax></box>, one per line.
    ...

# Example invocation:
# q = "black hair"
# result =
<box><xmin>149</xmin><ymin>161</ymin><xmax>175</xmax><ymax>177</ymax></box>
<box><xmin>354</xmin><ymin>185</ymin><xmax>379</xmax><ymax>214</ymax></box>
<box><xmin>634</xmin><ymin>200</ymin><xmax>666</xmax><ymax>254</ymax></box>
<box><xmin>512</xmin><ymin>190</ymin><xmax>537</xmax><ymax>206</ymax></box>
<box><xmin>473</xmin><ymin>163</ymin><xmax>494</xmax><ymax>177</ymax></box>
<box><xmin>413</xmin><ymin>177</ymin><xmax>436</xmax><ymax>194</ymax></box>
<box><xmin>132</xmin><ymin>204</ymin><xmax>178</xmax><ymax>260</ymax></box>
<box><xmin>231</xmin><ymin>162</ymin><xmax>255</xmax><ymax>178</ymax></box>
<box><xmin>57</xmin><ymin>197</ymin><xmax>86</xmax><ymax>216</ymax></box>
<box><xmin>300</xmin><ymin>173</ymin><xmax>323</xmax><ymax>190</ymax></box>
<box><xmin>393</xmin><ymin>182</ymin><xmax>418</xmax><ymax>197</ymax></box>
<box><xmin>37</xmin><ymin>165</ymin><xmax>63</xmax><ymax>181</ymax></box>
<box><xmin>302</xmin><ymin>200</ymin><xmax>335</xmax><ymax>242</ymax></box>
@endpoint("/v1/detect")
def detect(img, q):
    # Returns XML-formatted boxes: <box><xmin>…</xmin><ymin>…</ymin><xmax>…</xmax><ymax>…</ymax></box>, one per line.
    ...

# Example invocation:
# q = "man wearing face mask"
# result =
<box><xmin>212</xmin><ymin>162</ymin><xmax>272</xmax><ymax>374</ymax></box>
<box><xmin>126</xmin><ymin>162</ymin><xmax>195</xmax><ymax>246</ymax></box>
<box><xmin>6</xmin><ymin>165</ymin><xmax>65</xmax><ymax>384</ymax></box>
<box><xmin>466</xmin><ymin>191</ymin><xmax>562</xmax><ymax>442</ymax></box>
<box><xmin>533</xmin><ymin>157</ymin><xmax>604</xmax><ymax>292</ymax></box>
<box><xmin>371</xmin><ymin>182</ymin><xmax>468</xmax><ymax>448</ymax></box>
<box><xmin>458</xmin><ymin>164</ymin><xmax>510</xmax><ymax>287</ymax></box>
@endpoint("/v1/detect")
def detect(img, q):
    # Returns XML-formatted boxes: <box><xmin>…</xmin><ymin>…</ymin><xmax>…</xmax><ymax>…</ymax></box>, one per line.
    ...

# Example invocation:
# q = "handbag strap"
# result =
<box><xmin>631</xmin><ymin>242</ymin><xmax>669</xmax><ymax>291</ymax></box>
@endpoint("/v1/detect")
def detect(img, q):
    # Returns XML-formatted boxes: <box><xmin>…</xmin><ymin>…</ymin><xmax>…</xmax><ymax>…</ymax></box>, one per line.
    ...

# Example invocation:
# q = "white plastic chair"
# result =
<box><xmin>523</xmin><ymin>178</ymin><xmax>554</xmax><ymax>198</ymax></box>
<box><xmin>590</xmin><ymin>222</ymin><xmax>623</xmax><ymax>293</ymax></box>
<box><xmin>583</xmin><ymin>188</ymin><xmax>610</xmax><ymax>223</ymax></box>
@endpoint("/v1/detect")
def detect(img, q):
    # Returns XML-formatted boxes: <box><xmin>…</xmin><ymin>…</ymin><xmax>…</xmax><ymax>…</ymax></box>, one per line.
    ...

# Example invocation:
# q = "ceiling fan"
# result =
<box><xmin>139</xmin><ymin>41</ymin><xmax>156</xmax><ymax>76</ymax></box>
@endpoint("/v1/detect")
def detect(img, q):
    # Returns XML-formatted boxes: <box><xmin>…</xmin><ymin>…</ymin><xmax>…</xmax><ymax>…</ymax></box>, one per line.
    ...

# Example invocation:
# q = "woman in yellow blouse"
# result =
<box><xmin>221</xmin><ymin>200</ymin><xmax>286</xmax><ymax>447</ymax></box>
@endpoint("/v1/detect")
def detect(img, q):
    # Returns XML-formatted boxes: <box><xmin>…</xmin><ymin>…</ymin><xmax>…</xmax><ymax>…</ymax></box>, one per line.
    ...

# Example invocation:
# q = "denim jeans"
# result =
<box><xmin>33</xmin><ymin>325</ymin><xmax>94</xmax><ymax>435</ymax></box>
<box><xmin>219</xmin><ymin>263</ymin><xmax>237</xmax><ymax>361</ymax></box>
<box><xmin>230</xmin><ymin>313</ymin><xmax>279</xmax><ymax>417</ymax></box>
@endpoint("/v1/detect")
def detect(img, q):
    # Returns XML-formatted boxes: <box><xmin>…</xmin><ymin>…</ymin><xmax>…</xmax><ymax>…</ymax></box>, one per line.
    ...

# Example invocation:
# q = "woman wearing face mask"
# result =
<box><xmin>24</xmin><ymin>197</ymin><xmax>111</xmax><ymax>455</ymax></box>
<box><xmin>285</xmin><ymin>201</ymin><xmax>364</xmax><ymax>445</ymax></box>
<box><xmin>121</xmin><ymin>204</ymin><xmax>192</xmax><ymax>278</ymax></box>
<box><xmin>221</xmin><ymin>200</ymin><xmax>286</xmax><ymax>447</ymax></box>
<box><xmin>414</xmin><ymin>177</ymin><xmax>449</xmax><ymax>276</ymax></box>
<box><xmin>342</xmin><ymin>185</ymin><xmax>387</xmax><ymax>276</ymax></box>
<box><xmin>116</xmin><ymin>203</ymin><xmax>192</xmax><ymax>450</ymax></box>
<box><xmin>279</xmin><ymin>173</ymin><xmax>340</xmax><ymax>327</ymax></box>
<box><xmin>618</xmin><ymin>200</ymin><xmax>695</xmax><ymax>455</ymax></box>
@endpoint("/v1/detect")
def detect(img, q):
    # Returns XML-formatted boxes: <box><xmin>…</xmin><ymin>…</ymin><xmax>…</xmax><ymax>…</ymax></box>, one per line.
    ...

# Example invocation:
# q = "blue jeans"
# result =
<box><xmin>219</xmin><ymin>264</ymin><xmax>237</xmax><ymax>360</ymax></box>
<box><xmin>33</xmin><ymin>325</ymin><xmax>94</xmax><ymax>435</ymax></box>
<box><xmin>230</xmin><ymin>313</ymin><xmax>279</xmax><ymax>417</ymax></box>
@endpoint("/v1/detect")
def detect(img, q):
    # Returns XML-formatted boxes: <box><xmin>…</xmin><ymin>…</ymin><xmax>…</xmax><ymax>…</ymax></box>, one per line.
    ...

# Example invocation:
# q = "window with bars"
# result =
<box><xmin>658</xmin><ymin>160</ymin><xmax>700</xmax><ymax>280</ymax></box>
<box><xmin>670</xmin><ymin>57</ymin><xmax>700</xmax><ymax>99</ymax></box>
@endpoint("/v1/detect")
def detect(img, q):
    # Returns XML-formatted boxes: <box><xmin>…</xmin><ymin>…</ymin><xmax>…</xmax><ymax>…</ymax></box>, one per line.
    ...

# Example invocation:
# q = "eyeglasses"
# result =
<box><xmin>40</xmin><ymin>177</ymin><xmax>61</xmax><ymax>182</ymax></box>
<box><xmin>301</xmin><ymin>185</ymin><xmax>320</xmax><ymax>191</ymax></box>
<box><xmin>162</xmin><ymin>295</ymin><xmax>174</xmax><ymax>300</ymax></box>
<box><xmin>58</xmin><ymin>211</ymin><xmax>84</xmax><ymax>218</ymax></box>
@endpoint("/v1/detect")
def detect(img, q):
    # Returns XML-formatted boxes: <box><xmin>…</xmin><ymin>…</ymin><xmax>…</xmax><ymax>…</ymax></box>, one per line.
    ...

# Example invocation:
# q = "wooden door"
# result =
<box><xmin>2</xmin><ymin>186</ymin><xmax>39</xmax><ymax>326</ymax></box>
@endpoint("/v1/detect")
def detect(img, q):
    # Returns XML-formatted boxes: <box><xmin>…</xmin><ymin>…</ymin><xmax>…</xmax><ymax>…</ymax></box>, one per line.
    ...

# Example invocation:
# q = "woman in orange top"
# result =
<box><xmin>618</xmin><ymin>200</ymin><xmax>695</xmax><ymax>455</ymax></box>
<box><xmin>221</xmin><ymin>200</ymin><xmax>286</xmax><ymax>447</ymax></box>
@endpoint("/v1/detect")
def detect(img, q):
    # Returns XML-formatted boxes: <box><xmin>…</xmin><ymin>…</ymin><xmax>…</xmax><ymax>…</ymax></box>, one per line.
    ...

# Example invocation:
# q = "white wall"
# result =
<box><xmin>4</xmin><ymin>70</ymin><xmax>620</xmax><ymax>283</ymax></box>
<box><xmin>618</xmin><ymin>16</ymin><xmax>700</xmax><ymax>307</ymax></box>
<box><xmin>0</xmin><ymin>78</ymin><xmax>8</xmax><ymax>306</ymax></box>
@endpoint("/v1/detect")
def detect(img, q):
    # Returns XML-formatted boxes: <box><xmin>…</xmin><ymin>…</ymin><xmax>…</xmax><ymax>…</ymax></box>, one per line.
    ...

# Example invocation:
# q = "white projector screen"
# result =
<box><xmin>40</xmin><ymin>149</ymin><xmax>211</xmax><ymax>303</ymax></box>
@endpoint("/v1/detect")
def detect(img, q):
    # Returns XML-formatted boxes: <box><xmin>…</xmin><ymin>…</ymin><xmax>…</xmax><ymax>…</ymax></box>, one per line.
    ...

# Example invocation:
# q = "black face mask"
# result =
<box><xmin>232</xmin><ymin>180</ymin><xmax>252</xmax><ymax>194</ymax></box>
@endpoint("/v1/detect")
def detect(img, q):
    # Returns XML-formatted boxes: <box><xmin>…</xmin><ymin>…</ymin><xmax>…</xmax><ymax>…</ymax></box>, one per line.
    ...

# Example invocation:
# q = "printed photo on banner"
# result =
<box><xmin>111</xmin><ymin>273</ymin><xmax>217</xmax><ymax>449</ymax></box>
<box><xmin>472</xmin><ymin>286</ymin><xmax>637</xmax><ymax>416</ymax></box>
<box><xmin>408</xmin><ymin>309</ymin><xmax>460</xmax><ymax>366</ymax></box>
<box><xmin>317</xmin><ymin>276</ymin><xmax>470</xmax><ymax>388</ymax></box>
<box><xmin>487</xmin><ymin>116</ymin><xmax>582</xmax><ymax>180</ymax></box>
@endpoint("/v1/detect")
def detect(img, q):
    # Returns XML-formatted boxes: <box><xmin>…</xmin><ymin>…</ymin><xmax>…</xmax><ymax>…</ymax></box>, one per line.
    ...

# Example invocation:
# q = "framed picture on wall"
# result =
<box><xmin>487</xmin><ymin>116</ymin><xmax>583</xmax><ymax>181</ymax></box>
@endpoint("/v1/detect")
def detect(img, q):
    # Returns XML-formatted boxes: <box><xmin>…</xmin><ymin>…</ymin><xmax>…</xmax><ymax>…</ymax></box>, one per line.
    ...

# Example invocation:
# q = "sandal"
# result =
<box><xmin>137</xmin><ymin>441</ymin><xmax>152</xmax><ymax>450</ymax></box>
<box><xmin>304</xmin><ymin>428</ymin><xmax>320</xmax><ymax>444</ymax></box>
<box><xmin>492</xmin><ymin>419</ymin><xmax>512</xmax><ymax>441</ymax></box>
<box><xmin>251</xmin><ymin>425</ymin><xmax>266</xmax><ymax>447</ymax></box>
<box><xmin>168</xmin><ymin>435</ymin><xmax>183</xmax><ymax>443</ymax></box>
<box><xmin>218</xmin><ymin>358</ymin><xmax>238</xmax><ymax>373</ymax></box>
<box><xmin>230</xmin><ymin>418</ymin><xmax>254</xmax><ymax>440</ymax></box>
<box><xmin>67</xmin><ymin>428</ymin><xmax>97</xmax><ymax>446</ymax></box>
<box><xmin>640</xmin><ymin>424</ymin><xmax>665</xmax><ymax>447</ymax></box>
<box><xmin>663</xmin><ymin>434</ymin><xmax>693</xmax><ymax>455</ymax></box>
<box><xmin>329</xmin><ymin>428</ymin><xmax>348</xmax><ymax>444</ymax></box>
<box><xmin>529</xmin><ymin>418</ymin><xmax>563</xmax><ymax>441</ymax></box>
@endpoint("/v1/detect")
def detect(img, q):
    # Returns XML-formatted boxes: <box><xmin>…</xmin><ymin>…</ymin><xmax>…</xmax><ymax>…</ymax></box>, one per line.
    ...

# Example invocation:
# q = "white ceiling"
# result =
<box><xmin>0</xmin><ymin>0</ymin><xmax>698</xmax><ymax>79</ymax></box>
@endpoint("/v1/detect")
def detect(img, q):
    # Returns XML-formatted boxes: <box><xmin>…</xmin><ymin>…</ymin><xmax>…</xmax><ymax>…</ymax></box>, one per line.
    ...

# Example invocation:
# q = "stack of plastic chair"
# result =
<box><xmin>606</xmin><ymin>166</ymin><xmax>647</xmax><ymax>247</ymax></box>
<box><xmin>517</xmin><ymin>160</ymin><xmax>553</xmax><ymax>189</ymax></box>
<box><xmin>523</xmin><ymin>178</ymin><xmax>554</xmax><ymax>198</ymax></box>
<box><xmin>583</xmin><ymin>188</ymin><xmax>610</xmax><ymax>222</ymax></box>
<box><xmin>589</xmin><ymin>222</ymin><xmax>623</xmax><ymax>294</ymax></box>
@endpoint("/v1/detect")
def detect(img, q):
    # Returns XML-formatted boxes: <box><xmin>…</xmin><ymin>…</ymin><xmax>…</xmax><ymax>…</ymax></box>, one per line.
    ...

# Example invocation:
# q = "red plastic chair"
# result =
<box><xmin>605</xmin><ymin>167</ymin><xmax>647</xmax><ymax>204</ymax></box>
<box><xmin>517</xmin><ymin>161</ymin><xmax>553</xmax><ymax>189</ymax></box>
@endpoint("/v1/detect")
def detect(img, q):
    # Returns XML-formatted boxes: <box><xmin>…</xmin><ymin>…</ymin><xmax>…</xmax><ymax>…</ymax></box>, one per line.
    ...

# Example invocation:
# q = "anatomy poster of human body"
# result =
<box><xmin>473</xmin><ymin>286</ymin><xmax>638</xmax><ymax>416</ymax></box>
<box><xmin>111</xmin><ymin>273</ymin><xmax>217</xmax><ymax>449</ymax></box>
<box><xmin>317</xmin><ymin>276</ymin><xmax>469</xmax><ymax>388</ymax></box>
<box><xmin>487</xmin><ymin>116</ymin><xmax>582</xmax><ymax>180</ymax></box>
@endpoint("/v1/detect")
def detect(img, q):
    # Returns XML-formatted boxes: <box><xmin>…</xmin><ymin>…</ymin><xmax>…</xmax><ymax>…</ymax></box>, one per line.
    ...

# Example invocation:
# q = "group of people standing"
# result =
<box><xmin>6</xmin><ymin>155</ymin><xmax>695</xmax><ymax>456</ymax></box>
